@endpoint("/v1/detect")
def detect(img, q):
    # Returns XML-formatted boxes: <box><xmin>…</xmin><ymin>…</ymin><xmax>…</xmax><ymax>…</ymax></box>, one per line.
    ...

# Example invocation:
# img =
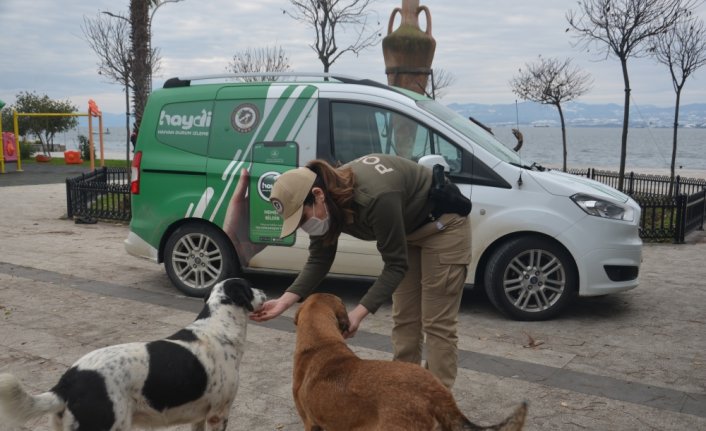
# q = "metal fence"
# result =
<box><xmin>568</xmin><ymin>168</ymin><xmax>706</xmax><ymax>197</ymax></box>
<box><xmin>568</xmin><ymin>168</ymin><xmax>706</xmax><ymax>243</ymax></box>
<box><xmin>66</xmin><ymin>167</ymin><xmax>131</xmax><ymax>222</ymax></box>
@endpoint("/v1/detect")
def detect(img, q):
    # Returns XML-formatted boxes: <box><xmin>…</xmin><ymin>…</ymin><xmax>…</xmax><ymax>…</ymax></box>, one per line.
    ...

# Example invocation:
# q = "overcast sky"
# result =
<box><xmin>2</xmin><ymin>0</ymin><xmax>706</xmax><ymax>114</ymax></box>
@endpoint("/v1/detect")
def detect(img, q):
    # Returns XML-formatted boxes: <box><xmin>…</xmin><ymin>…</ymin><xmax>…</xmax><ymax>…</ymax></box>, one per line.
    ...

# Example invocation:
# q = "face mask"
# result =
<box><xmin>300</xmin><ymin>200</ymin><xmax>330</xmax><ymax>236</ymax></box>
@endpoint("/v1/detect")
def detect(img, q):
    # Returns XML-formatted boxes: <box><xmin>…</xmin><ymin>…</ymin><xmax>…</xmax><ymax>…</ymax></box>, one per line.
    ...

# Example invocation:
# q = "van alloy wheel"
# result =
<box><xmin>164</xmin><ymin>224</ymin><xmax>237</xmax><ymax>297</ymax></box>
<box><xmin>485</xmin><ymin>236</ymin><xmax>577</xmax><ymax>320</ymax></box>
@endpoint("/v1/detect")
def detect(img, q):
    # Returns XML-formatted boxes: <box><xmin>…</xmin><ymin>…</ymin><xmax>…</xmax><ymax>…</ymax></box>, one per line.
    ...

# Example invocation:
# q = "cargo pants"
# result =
<box><xmin>391</xmin><ymin>213</ymin><xmax>471</xmax><ymax>389</ymax></box>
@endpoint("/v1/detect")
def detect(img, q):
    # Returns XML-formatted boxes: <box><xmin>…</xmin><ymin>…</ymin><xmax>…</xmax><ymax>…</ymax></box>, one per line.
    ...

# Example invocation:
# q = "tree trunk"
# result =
<box><xmin>669</xmin><ymin>87</ymin><xmax>682</xmax><ymax>196</ymax></box>
<box><xmin>557</xmin><ymin>103</ymin><xmax>567</xmax><ymax>172</ymax></box>
<box><xmin>125</xmin><ymin>84</ymin><xmax>131</xmax><ymax>168</ymax></box>
<box><xmin>130</xmin><ymin>0</ymin><xmax>150</xmax><ymax>129</ymax></box>
<box><xmin>618</xmin><ymin>58</ymin><xmax>630</xmax><ymax>192</ymax></box>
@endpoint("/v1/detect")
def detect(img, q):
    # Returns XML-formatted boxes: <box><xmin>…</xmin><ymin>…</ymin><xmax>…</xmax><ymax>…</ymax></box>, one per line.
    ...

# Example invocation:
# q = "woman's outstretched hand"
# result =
<box><xmin>250</xmin><ymin>291</ymin><xmax>301</xmax><ymax>322</ymax></box>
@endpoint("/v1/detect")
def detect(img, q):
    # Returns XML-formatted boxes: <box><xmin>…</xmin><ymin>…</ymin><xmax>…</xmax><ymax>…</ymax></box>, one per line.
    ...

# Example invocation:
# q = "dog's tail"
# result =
<box><xmin>459</xmin><ymin>402</ymin><xmax>528</xmax><ymax>431</ymax></box>
<box><xmin>0</xmin><ymin>373</ymin><xmax>65</xmax><ymax>425</ymax></box>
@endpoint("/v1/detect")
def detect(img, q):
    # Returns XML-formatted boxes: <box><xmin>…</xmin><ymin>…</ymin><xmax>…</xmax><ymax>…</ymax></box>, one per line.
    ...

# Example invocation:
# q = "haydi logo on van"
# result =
<box><xmin>158</xmin><ymin>108</ymin><xmax>212</xmax><ymax>135</ymax></box>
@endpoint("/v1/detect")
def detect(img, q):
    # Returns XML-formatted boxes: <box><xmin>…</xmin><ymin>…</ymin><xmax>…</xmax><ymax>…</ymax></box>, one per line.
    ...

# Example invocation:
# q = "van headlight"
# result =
<box><xmin>571</xmin><ymin>193</ymin><xmax>634</xmax><ymax>221</ymax></box>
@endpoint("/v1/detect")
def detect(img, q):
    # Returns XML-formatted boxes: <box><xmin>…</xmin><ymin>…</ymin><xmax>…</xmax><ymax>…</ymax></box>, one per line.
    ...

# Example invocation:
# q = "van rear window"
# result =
<box><xmin>155</xmin><ymin>101</ymin><xmax>212</xmax><ymax>155</ymax></box>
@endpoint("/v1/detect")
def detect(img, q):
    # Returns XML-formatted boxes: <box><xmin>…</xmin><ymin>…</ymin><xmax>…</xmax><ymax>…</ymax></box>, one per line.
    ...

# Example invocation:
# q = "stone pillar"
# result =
<box><xmin>382</xmin><ymin>0</ymin><xmax>436</xmax><ymax>95</ymax></box>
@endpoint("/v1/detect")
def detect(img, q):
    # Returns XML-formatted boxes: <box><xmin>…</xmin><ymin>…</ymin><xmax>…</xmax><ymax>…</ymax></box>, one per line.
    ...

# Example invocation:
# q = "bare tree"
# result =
<box><xmin>427</xmin><ymin>68</ymin><xmax>456</xmax><ymax>99</ymax></box>
<box><xmin>652</xmin><ymin>15</ymin><xmax>706</xmax><ymax>193</ymax></box>
<box><xmin>226</xmin><ymin>46</ymin><xmax>292</xmax><ymax>81</ymax></box>
<box><xmin>566</xmin><ymin>0</ymin><xmax>697</xmax><ymax>190</ymax></box>
<box><xmin>83</xmin><ymin>12</ymin><xmax>162</xmax><ymax>163</ymax></box>
<box><xmin>285</xmin><ymin>0</ymin><xmax>381</xmax><ymax>73</ymax></box>
<box><xmin>510</xmin><ymin>56</ymin><xmax>592</xmax><ymax>172</ymax></box>
<box><xmin>81</xmin><ymin>14</ymin><xmax>134</xmax><ymax>164</ymax></box>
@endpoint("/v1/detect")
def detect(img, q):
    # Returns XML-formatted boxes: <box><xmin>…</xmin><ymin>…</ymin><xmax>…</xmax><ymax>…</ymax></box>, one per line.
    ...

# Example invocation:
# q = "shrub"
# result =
<box><xmin>19</xmin><ymin>139</ymin><xmax>33</xmax><ymax>160</ymax></box>
<box><xmin>78</xmin><ymin>134</ymin><xmax>91</xmax><ymax>160</ymax></box>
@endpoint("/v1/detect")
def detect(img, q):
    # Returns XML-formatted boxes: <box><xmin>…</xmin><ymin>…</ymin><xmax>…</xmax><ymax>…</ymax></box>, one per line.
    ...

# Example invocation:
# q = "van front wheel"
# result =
<box><xmin>164</xmin><ymin>223</ymin><xmax>238</xmax><ymax>297</ymax></box>
<box><xmin>484</xmin><ymin>236</ymin><xmax>577</xmax><ymax>321</ymax></box>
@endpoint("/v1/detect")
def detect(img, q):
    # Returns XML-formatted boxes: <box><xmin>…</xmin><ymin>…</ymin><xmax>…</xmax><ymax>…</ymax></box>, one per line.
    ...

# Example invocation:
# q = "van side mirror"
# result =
<box><xmin>417</xmin><ymin>154</ymin><xmax>449</xmax><ymax>172</ymax></box>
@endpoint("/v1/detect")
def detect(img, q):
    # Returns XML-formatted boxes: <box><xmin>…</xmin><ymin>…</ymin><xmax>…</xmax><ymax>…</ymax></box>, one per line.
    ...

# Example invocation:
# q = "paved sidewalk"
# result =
<box><xmin>0</xmin><ymin>183</ymin><xmax>705</xmax><ymax>430</ymax></box>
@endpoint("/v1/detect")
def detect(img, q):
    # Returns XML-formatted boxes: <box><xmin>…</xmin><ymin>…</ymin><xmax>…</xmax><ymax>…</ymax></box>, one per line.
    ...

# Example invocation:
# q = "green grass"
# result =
<box><xmin>21</xmin><ymin>157</ymin><xmax>130</xmax><ymax>168</ymax></box>
<box><xmin>640</xmin><ymin>204</ymin><xmax>678</xmax><ymax>243</ymax></box>
<box><xmin>90</xmin><ymin>192</ymin><xmax>131</xmax><ymax>211</ymax></box>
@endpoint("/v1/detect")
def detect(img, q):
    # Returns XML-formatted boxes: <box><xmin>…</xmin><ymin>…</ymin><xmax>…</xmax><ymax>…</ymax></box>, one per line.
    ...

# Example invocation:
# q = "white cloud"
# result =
<box><xmin>1</xmin><ymin>0</ymin><xmax>704</xmax><ymax>113</ymax></box>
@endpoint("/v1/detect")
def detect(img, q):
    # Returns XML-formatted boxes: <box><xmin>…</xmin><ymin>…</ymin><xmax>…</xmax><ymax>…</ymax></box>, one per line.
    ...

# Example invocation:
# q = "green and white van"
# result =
<box><xmin>126</xmin><ymin>73</ymin><xmax>642</xmax><ymax>320</ymax></box>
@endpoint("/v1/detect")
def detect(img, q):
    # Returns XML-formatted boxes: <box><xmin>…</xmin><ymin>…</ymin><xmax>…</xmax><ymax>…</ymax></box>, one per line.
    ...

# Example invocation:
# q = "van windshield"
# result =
<box><xmin>417</xmin><ymin>100</ymin><xmax>522</xmax><ymax>165</ymax></box>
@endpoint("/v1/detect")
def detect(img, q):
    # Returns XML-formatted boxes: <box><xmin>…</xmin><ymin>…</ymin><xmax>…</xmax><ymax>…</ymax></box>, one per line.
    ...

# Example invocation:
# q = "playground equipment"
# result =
<box><xmin>0</xmin><ymin>98</ymin><xmax>12</xmax><ymax>174</ymax></box>
<box><xmin>1</xmin><ymin>99</ymin><xmax>105</xmax><ymax>174</ymax></box>
<box><xmin>64</xmin><ymin>150</ymin><xmax>83</xmax><ymax>164</ymax></box>
<box><xmin>2</xmin><ymin>132</ymin><xmax>17</xmax><ymax>161</ymax></box>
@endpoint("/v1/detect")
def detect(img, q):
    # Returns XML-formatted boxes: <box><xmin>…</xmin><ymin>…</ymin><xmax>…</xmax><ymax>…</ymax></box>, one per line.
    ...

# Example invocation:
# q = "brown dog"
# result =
<box><xmin>292</xmin><ymin>293</ymin><xmax>527</xmax><ymax>431</ymax></box>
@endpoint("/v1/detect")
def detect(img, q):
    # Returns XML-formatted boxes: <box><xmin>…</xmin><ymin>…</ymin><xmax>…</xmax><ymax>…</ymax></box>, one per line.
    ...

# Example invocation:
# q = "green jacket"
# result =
<box><xmin>287</xmin><ymin>154</ymin><xmax>434</xmax><ymax>312</ymax></box>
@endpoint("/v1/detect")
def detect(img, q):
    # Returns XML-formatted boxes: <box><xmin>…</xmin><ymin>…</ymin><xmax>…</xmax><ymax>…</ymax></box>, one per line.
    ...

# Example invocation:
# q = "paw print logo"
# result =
<box><xmin>231</xmin><ymin>103</ymin><xmax>260</xmax><ymax>133</ymax></box>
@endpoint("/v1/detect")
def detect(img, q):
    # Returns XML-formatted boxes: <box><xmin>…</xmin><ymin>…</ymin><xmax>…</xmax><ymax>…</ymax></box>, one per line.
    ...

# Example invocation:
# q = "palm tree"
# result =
<box><xmin>130</xmin><ymin>0</ymin><xmax>155</xmax><ymax>129</ymax></box>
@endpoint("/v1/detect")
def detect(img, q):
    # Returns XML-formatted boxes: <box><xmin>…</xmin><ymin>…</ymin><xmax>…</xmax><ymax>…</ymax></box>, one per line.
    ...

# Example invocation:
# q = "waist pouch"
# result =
<box><xmin>429</xmin><ymin>164</ymin><xmax>472</xmax><ymax>218</ymax></box>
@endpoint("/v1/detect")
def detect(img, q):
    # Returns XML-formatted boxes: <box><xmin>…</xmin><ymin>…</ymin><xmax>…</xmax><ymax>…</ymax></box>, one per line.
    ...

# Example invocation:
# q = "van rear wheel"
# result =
<box><xmin>484</xmin><ymin>236</ymin><xmax>577</xmax><ymax>321</ymax></box>
<box><xmin>164</xmin><ymin>223</ymin><xmax>237</xmax><ymax>297</ymax></box>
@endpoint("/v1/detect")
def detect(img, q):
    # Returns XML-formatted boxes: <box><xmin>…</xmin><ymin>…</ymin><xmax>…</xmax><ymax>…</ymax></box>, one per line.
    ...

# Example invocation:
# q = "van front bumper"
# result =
<box><xmin>576</xmin><ymin>245</ymin><xmax>642</xmax><ymax>296</ymax></box>
<box><xmin>558</xmin><ymin>215</ymin><xmax>643</xmax><ymax>297</ymax></box>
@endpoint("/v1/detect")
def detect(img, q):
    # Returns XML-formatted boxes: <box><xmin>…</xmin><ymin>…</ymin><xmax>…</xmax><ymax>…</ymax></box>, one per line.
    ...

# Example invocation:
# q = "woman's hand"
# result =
<box><xmin>223</xmin><ymin>168</ymin><xmax>266</xmax><ymax>266</ymax></box>
<box><xmin>250</xmin><ymin>291</ymin><xmax>301</xmax><ymax>322</ymax></box>
<box><xmin>343</xmin><ymin>304</ymin><xmax>369</xmax><ymax>339</ymax></box>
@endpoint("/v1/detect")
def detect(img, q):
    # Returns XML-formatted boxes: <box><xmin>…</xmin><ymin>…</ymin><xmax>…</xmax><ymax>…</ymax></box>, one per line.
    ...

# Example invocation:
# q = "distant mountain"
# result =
<box><xmin>448</xmin><ymin>101</ymin><xmax>706</xmax><ymax>128</ymax></box>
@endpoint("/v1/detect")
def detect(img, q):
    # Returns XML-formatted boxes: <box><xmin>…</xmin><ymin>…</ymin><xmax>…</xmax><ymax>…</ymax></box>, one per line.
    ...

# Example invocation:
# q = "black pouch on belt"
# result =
<box><xmin>429</xmin><ymin>164</ymin><xmax>472</xmax><ymax>218</ymax></box>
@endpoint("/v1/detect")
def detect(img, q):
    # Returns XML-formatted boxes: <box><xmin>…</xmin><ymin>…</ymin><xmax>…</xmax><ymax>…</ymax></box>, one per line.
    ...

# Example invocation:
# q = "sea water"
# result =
<box><xmin>492</xmin><ymin>126</ymin><xmax>706</xmax><ymax>171</ymax></box>
<box><xmin>56</xmin><ymin>125</ymin><xmax>706</xmax><ymax>171</ymax></box>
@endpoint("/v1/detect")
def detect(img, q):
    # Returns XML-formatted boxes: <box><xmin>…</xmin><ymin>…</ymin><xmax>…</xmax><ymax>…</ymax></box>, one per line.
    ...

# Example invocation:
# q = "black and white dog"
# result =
<box><xmin>0</xmin><ymin>278</ymin><xmax>266</xmax><ymax>431</ymax></box>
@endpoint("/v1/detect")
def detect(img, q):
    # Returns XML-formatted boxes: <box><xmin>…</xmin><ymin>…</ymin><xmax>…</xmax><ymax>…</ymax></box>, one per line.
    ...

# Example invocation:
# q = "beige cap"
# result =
<box><xmin>270</xmin><ymin>167</ymin><xmax>317</xmax><ymax>238</ymax></box>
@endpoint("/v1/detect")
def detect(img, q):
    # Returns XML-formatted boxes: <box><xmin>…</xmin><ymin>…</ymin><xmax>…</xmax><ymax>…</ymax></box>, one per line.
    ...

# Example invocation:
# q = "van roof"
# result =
<box><xmin>161</xmin><ymin>73</ymin><xmax>428</xmax><ymax>101</ymax></box>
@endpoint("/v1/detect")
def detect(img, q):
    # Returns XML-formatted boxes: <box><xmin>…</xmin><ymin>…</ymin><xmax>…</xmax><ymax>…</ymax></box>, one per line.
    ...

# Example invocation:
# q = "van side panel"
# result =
<box><xmin>202</xmin><ymin>84</ymin><xmax>319</xmax><ymax>267</ymax></box>
<box><xmin>129</xmin><ymin>84</ymin><xmax>319</xmax><ymax>264</ymax></box>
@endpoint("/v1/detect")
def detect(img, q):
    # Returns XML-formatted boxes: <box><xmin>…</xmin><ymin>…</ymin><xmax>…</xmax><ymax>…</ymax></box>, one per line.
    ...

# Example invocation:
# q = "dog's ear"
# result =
<box><xmin>336</xmin><ymin>302</ymin><xmax>350</xmax><ymax>334</ymax></box>
<box><xmin>337</xmin><ymin>314</ymin><xmax>350</xmax><ymax>334</ymax></box>
<box><xmin>203</xmin><ymin>285</ymin><xmax>214</xmax><ymax>303</ymax></box>
<box><xmin>222</xmin><ymin>278</ymin><xmax>255</xmax><ymax>311</ymax></box>
<box><xmin>293</xmin><ymin>306</ymin><xmax>301</xmax><ymax>326</ymax></box>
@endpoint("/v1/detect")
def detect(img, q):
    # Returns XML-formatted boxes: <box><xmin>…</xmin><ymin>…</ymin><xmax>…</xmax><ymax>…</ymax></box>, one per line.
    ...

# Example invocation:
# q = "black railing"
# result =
<box><xmin>684</xmin><ymin>188</ymin><xmax>706</xmax><ymax>238</ymax></box>
<box><xmin>567</xmin><ymin>168</ymin><xmax>706</xmax><ymax>243</ymax></box>
<box><xmin>569</xmin><ymin>168</ymin><xmax>706</xmax><ymax>196</ymax></box>
<box><xmin>66</xmin><ymin>167</ymin><xmax>131</xmax><ymax>222</ymax></box>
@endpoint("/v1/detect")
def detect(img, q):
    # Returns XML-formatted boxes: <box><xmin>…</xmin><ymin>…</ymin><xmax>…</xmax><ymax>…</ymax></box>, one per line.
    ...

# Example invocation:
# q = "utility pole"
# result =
<box><xmin>147</xmin><ymin>0</ymin><xmax>184</xmax><ymax>92</ymax></box>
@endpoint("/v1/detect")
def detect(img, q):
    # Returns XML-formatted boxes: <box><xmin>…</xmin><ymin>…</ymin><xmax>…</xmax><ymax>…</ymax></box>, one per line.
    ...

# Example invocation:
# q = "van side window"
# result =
<box><xmin>155</xmin><ymin>101</ymin><xmax>212</xmax><ymax>155</ymax></box>
<box><xmin>433</xmin><ymin>134</ymin><xmax>463</xmax><ymax>174</ymax></box>
<box><xmin>329</xmin><ymin>102</ymin><xmax>462</xmax><ymax>174</ymax></box>
<box><xmin>387</xmin><ymin>112</ymin><xmax>431</xmax><ymax>160</ymax></box>
<box><xmin>330</xmin><ymin>103</ymin><xmax>384</xmax><ymax>163</ymax></box>
<box><xmin>330</xmin><ymin>103</ymin><xmax>435</xmax><ymax>164</ymax></box>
